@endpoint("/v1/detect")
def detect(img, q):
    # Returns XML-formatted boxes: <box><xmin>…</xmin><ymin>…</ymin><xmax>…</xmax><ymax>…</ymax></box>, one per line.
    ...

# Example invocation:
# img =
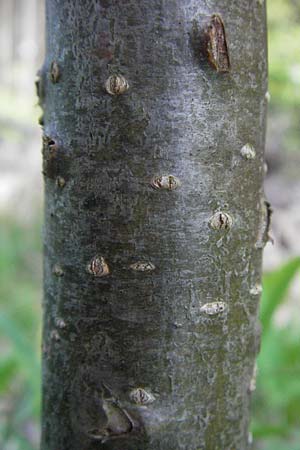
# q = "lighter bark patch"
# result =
<box><xmin>250</xmin><ymin>284</ymin><xmax>262</xmax><ymax>295</ymax></box>
<box><xmin>50</xmin><ymin>61</ymin><xmax>60</xmax><ymax>83</ymax></box>
<box><xmin>200</xmin><ymin>301</ymin><xmax>227</xmax><ymax>316</ymax></box>
<box><xmin>209</xmin><ymin>212</ymin><xmax>233</xmax><ymax>231</ymax></box>
<box><xmin>150</xmin><ymin>175</ymin><xmax>181</xmax><ymax>191</ymax></box>
<box><xmin>265</xmin><ymin>91</ymin><xmax>271</xmax><ymax>102</ymax></box>
<box><xmin>56</xmin><ymin>176</ymin><xmax>66</xmax><ymax>188</ymax></box>
<box><xmin>87</xmin><ymin>256</ymin><xmax>110</xmax><ymax>277</ymax></box>
<box><xmin>129</xmin><ymin>388</ymin><xmax>155</xmax><ymax>405</ymax></box>
<box><xmin>248</xmin><ymin>432</ymin><xmax>253</xmax><ymax>445</ymax></box>
<box><xmin>240</xmin><ymin>144</ymin><xmax>256</xmax><ymax>160</ymax></box>
<box><xmin>50</xmin><ymin>329</ymin><xmax>60</xmax><ymax>341</ymax></box>
<box><xmin>55</xmin><ymin>318</ymin><xmax>66</xmax><ymax>329</ymax></box>
<box><xmin>52</xmin><ymin>264</ymin><xmax>64</xmax><ymax>277</ymax></box>
<box><xmin>248</xmin><ymin>363</ymin><xmax>257</xmax><ymax>393</ymax></box>
<box><xmin>105</xmin><ymin>74</ymin><xmax>129</xmax><ymax>95</ymax></box>
<box><xmin>130</xmin><ymin>262</ymin><xmax>155</xmax><ymax>272</ymax></box>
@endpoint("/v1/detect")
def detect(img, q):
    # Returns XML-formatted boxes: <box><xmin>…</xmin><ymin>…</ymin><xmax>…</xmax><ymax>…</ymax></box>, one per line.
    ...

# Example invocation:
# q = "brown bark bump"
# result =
<box><xmin>129</xmin><ymin>388</ymin><xmax>155</xmax><ymax>405</ymax></box>
<box><xmin>150</xmin><ymin>175</ymin><xmax>181</xmax><ymax>191</ymax></box>
<box><xmin>209</xmin><ymin>211</ymin><xmax>233</xmax><ymax>231</ymax></box>
<box><xmin>105</xmin><ymin>74</ymin><xmax>129</xmax><ymax>95</ymax></box>
<box><xmin>204</xmin><ymin>14</ymin><xmax>230</xmax><ymax>72</ymax></box>
<box><xmin>50</xmin><ymin>60</ymin><xmax>60</xmax><ymax>83</ymax></box>
<box><xmin>87</xmin><ymin>256</ymin><xmax>110</xmax><ymax>277</ymax></box>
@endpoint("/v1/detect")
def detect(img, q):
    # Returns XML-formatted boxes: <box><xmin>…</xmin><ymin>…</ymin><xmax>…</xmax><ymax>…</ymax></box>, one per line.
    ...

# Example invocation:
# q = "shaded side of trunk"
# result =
<box><xmin>41</xmin><ymin>1</ymin><xmax>268</xmax><ymax>449</ymax></box>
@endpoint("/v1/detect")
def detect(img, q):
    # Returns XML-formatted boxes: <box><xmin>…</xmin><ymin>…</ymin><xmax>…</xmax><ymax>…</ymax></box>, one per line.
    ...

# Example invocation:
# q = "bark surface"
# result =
<box><xmin>41</xmin><ymin>1</ymin><xmax>268</xmax><ymax>449</ymax></box>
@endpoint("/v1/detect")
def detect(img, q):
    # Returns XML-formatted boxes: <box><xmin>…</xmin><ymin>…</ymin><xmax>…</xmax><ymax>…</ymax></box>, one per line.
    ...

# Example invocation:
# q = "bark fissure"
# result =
<box><xmin>41</xmin><ymin>1</ymin><xmax>268</xmax><ymax>449</ymax></box>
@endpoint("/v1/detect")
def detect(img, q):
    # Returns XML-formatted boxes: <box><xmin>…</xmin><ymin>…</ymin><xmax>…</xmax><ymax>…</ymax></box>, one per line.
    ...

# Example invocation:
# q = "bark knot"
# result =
<box><xmin>204</xmin><ymin>14</ymin><xmax>230</xmax><ymax>73</ymax></box>
<box><xmin>87</xmin><ymin>400</ymin><xmax>134</xmax><ymax>442</ymax></box>
<box><xmin>255</xmin><ymin>200</ymin><xmax>273</xmax><ymax>248</ymax></box>
<box><xmin>209</xmin><ymin>211</ymin><xmax>233</xmax><ymax>231</ymax></box>
<box><xmin>150</xmin><ymin>175</ymin><xmax>181</xmax><ymax>191</ymax></box>
<box><xmin>52</xmin><ymin>264</ymin><xmax>64</xmax><ymax>277</ymax></box>
<box><xmin>56</xmin><ymin>176</ymin><xmax>66</xmax><ymax>188</ymax></box>
<box><xmin>129</xmin><ymin>388</ymin><xmax>155</xmax><ymax>405</ymax></box>
<box><xmin>240</xmin><ymin>143</ymin><xmax>256</xmax><ymax>160</ymax></box>
<box><xmin>50</xmin><ymin>61</ymin><xmax>60</xmax><ymax>83</ymax></box>
<box><xmin>250</xmin><ymin>283</ymin><xmax>262</xmax><ymax>296</ymax></box>
<box><xmin>105</xmin><ymin>74</ymin><xmax>129</xmax><ymax>95</ymax></box>
<box><xmin>87</xmin><ymin>256</ymin><xmax>110</xmax><ymax>277</ymax></box>
<box><xmin>130</xmin><ymin>262</ymin><xmax>155</xmax><ymax>272</ymax></box>
<box><xmin>200</xmin><ymin>301</ymin><xmax>227</xmax><ymax>316</ymax></box>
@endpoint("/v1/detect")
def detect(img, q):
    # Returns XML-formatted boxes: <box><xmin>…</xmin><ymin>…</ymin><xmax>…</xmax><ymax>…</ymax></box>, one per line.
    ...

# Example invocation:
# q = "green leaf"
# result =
<box><xmin>0</xmin><ymin>312</ymin><xmax>40</xmax><ymax>410</ymax></box>
<box><xmin>260</xmin><ymin>257</ymin><xmax>300</xmax><ymax>332</ymax></box>
<box><xmin>0</xmin><ymin>355</ymin><xmax>18</xmax><ymax>392</ymax></box>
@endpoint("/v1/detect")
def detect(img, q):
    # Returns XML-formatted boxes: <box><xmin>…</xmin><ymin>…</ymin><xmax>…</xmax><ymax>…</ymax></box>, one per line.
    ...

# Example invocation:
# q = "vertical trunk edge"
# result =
<box><xmin>41</xmin><ymin>1</ymin><xmax>268</xmax><ymax>449</ymax></box>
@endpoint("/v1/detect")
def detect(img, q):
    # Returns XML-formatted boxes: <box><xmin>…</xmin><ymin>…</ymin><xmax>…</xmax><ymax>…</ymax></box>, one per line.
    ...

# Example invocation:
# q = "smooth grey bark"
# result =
<box><xmin>40</xmin><ymin>1</ymin><xmax>268</xmax><ymax>449</ymax></box>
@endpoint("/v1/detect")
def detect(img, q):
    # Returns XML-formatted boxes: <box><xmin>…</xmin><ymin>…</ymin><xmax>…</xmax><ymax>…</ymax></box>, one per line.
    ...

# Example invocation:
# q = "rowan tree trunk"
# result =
<box><xmin>40</xmin><ymin>1</ymin><xmax>268</xmax><ymax>449</ymax></box>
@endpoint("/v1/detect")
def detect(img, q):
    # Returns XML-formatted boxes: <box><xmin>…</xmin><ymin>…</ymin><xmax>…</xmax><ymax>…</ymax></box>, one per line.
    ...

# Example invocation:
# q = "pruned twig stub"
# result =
<box><xmin>204</xmin><ymin>14</ymin><xmax>230</xmax><ymax>72</ymax></box>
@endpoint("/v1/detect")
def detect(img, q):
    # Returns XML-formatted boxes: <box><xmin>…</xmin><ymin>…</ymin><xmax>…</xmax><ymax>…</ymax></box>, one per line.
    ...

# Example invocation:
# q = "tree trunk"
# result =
<box><xmin>40</xmin><ymin>1</ymin><xmax>268</xmax><ymax>449</ymax></box>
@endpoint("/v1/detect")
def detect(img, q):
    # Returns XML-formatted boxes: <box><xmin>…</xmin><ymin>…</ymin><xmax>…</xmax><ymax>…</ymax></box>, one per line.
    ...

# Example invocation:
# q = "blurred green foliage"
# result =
<box><xmin>0</xmin><ymin>221</ymin><xmax>42</xmax><ymax>450</ymax></box>
<box><xmin>268</xmin><ymin>0</ymin><xmax>300</xmax><ymax>108</ymax></box>
<box><xmin>252</xmin><ymin>258</ymin><xmax>300</xmax><ymax>450</ymax></box>
<box><xmin>267</xmin><ymin>0</ymin><xmax>300</xmax><ymax>153</ymax></box>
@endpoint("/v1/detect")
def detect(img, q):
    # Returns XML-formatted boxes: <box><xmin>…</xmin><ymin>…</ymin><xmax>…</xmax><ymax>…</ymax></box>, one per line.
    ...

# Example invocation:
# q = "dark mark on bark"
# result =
<box><xmin>50</xmin><ymin>61</ymin><xmax>60</xmax><ymax>83</ymax></box>
<box><xmin>35</xmin><ymin>67</ymin><xmax>46</xmax><ymax>105</ymax></box>
<box><xmin>71</xmin><ymin>375</ymin><xmax>140</xmax><ymax>444</ymax></box>
<box><xmin>265</xmin><ymin>201</ymin><xmax>273</xmax><ymax>241</ymax></box>
<box><xmin>87</xmin><ymin>400</ymin><xmax>134</xmax><ymax>442</ymax></box>
<box><xmin>42</xmin><ymin>136</ymin><xmax>58</xmax><ymax>179</ymax></box>
<box><xmin>38</xmin><ymin>115</ymin><xmax>44</xmax><ymax>126</ymax></box>
<box><xmin>209</xmin><ymin>211</ymin><xmax>233</xmax><ymax>231</ymax></box>
<box><xmin>35</xmin><ymin>77</ymin><xmax>43</xmax><ymax>105</ymax></box>
<box><xmin>255</xmin><ymin>199</ymin><xmax>273</xmax><ymax>248</ymax></box>
<box><xmin>42</xmin><ymin>136</ymin><xmax>70</xmax><ymax>180</ymax></box>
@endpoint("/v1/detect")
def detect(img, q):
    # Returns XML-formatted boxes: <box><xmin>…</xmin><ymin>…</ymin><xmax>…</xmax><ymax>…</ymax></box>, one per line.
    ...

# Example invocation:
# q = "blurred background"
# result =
<box><xmin>0</xmin><ymin>0</ymin><xmax>300</xmax><ymax>449</ymax></box>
